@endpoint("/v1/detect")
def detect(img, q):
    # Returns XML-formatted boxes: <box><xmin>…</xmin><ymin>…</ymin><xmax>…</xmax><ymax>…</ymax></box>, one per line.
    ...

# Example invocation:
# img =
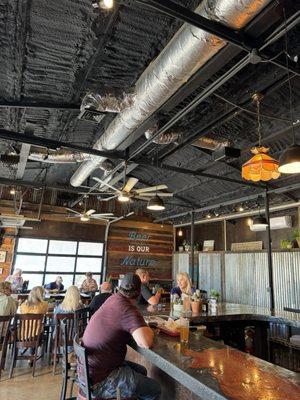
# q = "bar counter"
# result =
<box><xmin>126</xmin><ymin>303</ymin><xmax>300</xmax><ymax>400</ymax></box>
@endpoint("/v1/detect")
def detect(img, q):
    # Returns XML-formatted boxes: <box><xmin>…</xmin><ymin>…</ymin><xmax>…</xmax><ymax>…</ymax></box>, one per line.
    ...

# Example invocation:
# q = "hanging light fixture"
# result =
<box><xmin>147</xmin><ymin>195</ymin><xmax>165</xmax><ymax>211</ymax></box>
<box><xmin>99</xmin><ymin>0</ymin><xmax>114</xmax><ymax>9</ymax></box>
<box><xmin>252</xmin><ymin>215</ymin><xmax>268</xmax><ymax>229</ymax></box>
<box><xmin>178</xmin><ymin>228</ymin><xmax>183</xmax><ymax>237</ymax></box>
<box><xmin>117</xmin><ymin>192</ymin><xmax>131</xmax><ymax>202</ymax></box>
<box><xmin>242</xmin><ymin>93</ymin><xmax>280</xmax><ymax>182</ymax></box>
<box><xmin>278</xmin><ymin>9</ymin><xmax>300</xmax><ymax>173</ymax></box>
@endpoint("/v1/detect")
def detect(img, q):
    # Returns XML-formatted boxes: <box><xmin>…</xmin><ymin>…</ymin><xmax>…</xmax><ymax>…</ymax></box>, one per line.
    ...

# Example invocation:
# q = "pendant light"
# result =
<box><xmin>147</xmin><ymin>195</ymin><xmax>165</xmax><ymax>211</ymax></box>
<box><xmin>278</xmin><ymin>9</ymin><xmax>300</xmax><ymax>173</ymax></box>
<box><xmin>178</xmin><ymin>228</ymin><xmax>183</xmax><ymax>237</ymax></box>
<box><xmin>252</xmin><ymin>215</ymin><xmax>268</xmax><ymax>229</ymax></box>
<box><xmin>242</xmin><ymin>93</ymin><xmax>280</xmax><ymax>182</ymax></box>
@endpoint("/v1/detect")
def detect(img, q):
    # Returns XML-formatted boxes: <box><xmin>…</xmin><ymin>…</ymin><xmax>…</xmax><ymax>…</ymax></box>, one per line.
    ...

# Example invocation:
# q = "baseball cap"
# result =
<box><xmin>118</xmin><ymin>273</ymin><xmax>142</xmax><ymax>299</ymax></box>
<box><xmin>120</xmin><ymin>273</ymin><xmax>141</xmax><ymax>292</ymax></box>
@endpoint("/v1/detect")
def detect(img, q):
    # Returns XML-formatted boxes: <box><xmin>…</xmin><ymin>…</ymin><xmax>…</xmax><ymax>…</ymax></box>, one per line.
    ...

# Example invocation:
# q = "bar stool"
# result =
<box><xmin>73</xmin><ymin>334</ymin><xmax>136</xmax><ymax>400</ymax></box>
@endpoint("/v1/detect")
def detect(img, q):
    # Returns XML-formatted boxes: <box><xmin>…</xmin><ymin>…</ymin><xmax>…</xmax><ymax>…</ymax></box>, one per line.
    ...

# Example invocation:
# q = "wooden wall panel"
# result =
<box><xmin>107</xmin><ymin>221</ymin><xmax>173</xmax><ymax>280</ymax></box>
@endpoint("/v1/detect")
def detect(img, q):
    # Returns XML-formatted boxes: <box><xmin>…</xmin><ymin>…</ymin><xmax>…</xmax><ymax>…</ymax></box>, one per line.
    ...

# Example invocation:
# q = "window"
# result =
<box><xmin>13</xmin><ymin>238</ymin><xmax>104</xmax><ymax>289</ymax></box>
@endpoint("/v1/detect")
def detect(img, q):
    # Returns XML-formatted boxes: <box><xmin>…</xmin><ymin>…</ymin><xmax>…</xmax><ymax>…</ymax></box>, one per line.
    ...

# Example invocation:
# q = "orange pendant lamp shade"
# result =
<box><xmin>242</xmin><ymin>147</ymin><xmax>281</xmax><ymax>182</ymax></box>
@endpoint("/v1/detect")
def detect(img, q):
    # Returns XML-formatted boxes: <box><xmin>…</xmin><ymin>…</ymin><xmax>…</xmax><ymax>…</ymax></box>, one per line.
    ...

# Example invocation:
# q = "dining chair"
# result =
<box><xmin>60</xmin><ymin>319</ymin><xmax>77</xmax><ymax>400</ymax></box>
<box><xmin>73</xmin><ymin>334</ymin><xmax>136</xmax><ymax>400</ymax></box>
<box><xmin>9</xmin><ymin>313</ymin><xmax>44</xmax><ymax>378</ymax></box>
<box><xmin>74</xmin><ymin>307</ymin><xmax>91</xmax><ymax>338</ymax></box>
<box><xmin>51</xmin><ymin>313</ymin><xmax>75</xmax><ymax>374</ymax></box>
<box><xmin>0</xmin><ymin>315</ymin><xmax>11</xmax><ymax>379</ymax></box>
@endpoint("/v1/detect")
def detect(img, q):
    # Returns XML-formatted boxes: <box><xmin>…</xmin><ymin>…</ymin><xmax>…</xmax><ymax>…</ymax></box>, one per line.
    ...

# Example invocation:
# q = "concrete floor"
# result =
<box><xmin>0</xmin><ymin>354</ymin><xmax>71</xmax><ymax>400</ymax></box>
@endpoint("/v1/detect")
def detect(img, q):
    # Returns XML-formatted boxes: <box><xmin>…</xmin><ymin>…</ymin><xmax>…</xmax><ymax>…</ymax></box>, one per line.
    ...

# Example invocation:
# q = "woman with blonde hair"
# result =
<box><xmin>171</xmin><ymin>272</ymin><xmax>195</xmax><ymax>297</ymax></box>
<box><xmin>54</xmin><ymin>285</ymin><xmax>82</xmax><ymax>314</ymax></box>
<box><xmin>19</xmin><ymin>286</ymin><xmax>48</xmax><ymax>314</ymax></box>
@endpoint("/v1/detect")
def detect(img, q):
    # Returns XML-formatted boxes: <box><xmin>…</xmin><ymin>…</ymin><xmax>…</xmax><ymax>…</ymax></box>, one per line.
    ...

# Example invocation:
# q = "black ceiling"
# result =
<box><xmin>0</xmin><ymin>0</ymin><xmax>299</xmax><ymax>222</ymax></box>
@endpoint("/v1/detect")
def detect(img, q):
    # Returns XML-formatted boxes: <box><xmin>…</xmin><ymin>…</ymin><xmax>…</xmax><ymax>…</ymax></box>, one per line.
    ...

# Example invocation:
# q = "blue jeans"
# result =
<box><xmin>92</xmin><ymin>361</ymin><xmax>161</xmax><ymax>400</ymax></box>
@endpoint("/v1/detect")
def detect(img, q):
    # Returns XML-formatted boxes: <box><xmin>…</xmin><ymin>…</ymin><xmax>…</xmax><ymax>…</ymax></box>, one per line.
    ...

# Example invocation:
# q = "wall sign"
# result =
<box><xmin>107</xmin><ymin>220</ymin><xmax>173</xmax><ymax>280</ymax></box>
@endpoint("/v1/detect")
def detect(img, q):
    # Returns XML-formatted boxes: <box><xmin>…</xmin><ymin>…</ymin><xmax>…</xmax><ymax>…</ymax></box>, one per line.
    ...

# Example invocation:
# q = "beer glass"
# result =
<box><xmin>179</xmin><ymin>317</ymin><xmax>190</xmax><ymax>343</ymax></box>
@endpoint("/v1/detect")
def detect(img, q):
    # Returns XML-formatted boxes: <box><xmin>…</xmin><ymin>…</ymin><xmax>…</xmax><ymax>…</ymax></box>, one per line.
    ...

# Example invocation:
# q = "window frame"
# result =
<box><xmin>12</xmin><ymin>237</ymin><xmax>104</xmax><ymax>287</ymax></box>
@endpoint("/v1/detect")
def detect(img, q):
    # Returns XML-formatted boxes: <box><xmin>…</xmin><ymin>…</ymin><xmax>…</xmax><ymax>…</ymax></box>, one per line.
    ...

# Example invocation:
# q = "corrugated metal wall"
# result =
<box><xmin>272</xmin><ymin>252</ymin><xmax>300</xmax><ymax>311</ymax></box>
<box><xmin>195</xmin><ymin>251</ymin><xmax>300</xmax><ymax>310</ymax></box>
<box><xmin>199</xmin><ymin>253</ymin><xmax>222</xmax><ymax>298</ymax></box>
<box><xmin>224</xmin><ymin>252</ymin><xmax>270</xmax><ymax>308</ymax></box>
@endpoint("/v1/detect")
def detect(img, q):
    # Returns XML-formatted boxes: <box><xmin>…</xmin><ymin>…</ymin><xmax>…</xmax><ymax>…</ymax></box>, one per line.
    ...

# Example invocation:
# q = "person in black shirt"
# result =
<box><xmin>135</xmin><ymin>269</ymin><xmax>161</xmax><ymax>305</ymax></box>
<box><xmin>89</xmin><ymin>281</ymin><xmax>112</xmax><ymax>315</ymax></box>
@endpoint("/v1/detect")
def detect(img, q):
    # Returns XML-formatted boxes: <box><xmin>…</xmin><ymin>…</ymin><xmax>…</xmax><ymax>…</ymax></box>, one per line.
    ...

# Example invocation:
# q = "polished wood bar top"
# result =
<box><xmin>129</xmin><ymin>303</ymin><xmax>300</xmax><ymax>399</ymax></box>
<box><xmin>140</xmin><ymin>302</ymin><xmax>300</xmax><ymax>327</ymax></box>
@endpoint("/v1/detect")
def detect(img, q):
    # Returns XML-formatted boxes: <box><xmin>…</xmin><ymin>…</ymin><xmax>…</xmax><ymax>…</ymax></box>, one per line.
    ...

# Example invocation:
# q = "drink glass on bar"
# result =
<box><xmin>179</xmin><ymin>317</ymin><xmax>190</xmax><ymax>344</ymax></box>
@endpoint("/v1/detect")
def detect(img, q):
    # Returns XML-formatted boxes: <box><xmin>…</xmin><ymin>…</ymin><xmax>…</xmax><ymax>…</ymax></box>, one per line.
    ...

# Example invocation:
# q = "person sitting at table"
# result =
<box><xmin>171</xmin><ymin>271</ymin><xmax>195</xmax><ymax>297</ymax></box>
<box><xmin>54</xmin><ymin>285</ymin><xmax>82</xmax><ymax>314</ymax></box>
<box><xmin>135</xmin><ymin>268</ymin><xmax>161</xmax><ymax>306</ymax></box>
<box><xmin>18</xmin><ymin>286</ymin><xmax>48</xmax><ymax>314</ymax></box>
<box><xmin>80</xmin><ymin>272</ymin><xmax>98</xmax><ymax>293</ymax></box>
<box><xmin>0</xmin><ymin>281</ymin><xmax>16</xmax><ymax>316</ymax></box>
<box><xmin>5</xmin><ymin>268</ymin><xmax>24</xmax><ymax>293</ymax></box>
<box><xmin>44</xmin><ymin>276</ymin><xmax>64</xmax><ymax>293</ymax></box>
<box><xmin>89</xmin><ymin>281</ymin><xmax>112</xmax><ymax>315</ymax></box>
<box><xmin>82</xmin><ymin>273</ymin><xmax>161</xmax><ymax>400</ymax></box>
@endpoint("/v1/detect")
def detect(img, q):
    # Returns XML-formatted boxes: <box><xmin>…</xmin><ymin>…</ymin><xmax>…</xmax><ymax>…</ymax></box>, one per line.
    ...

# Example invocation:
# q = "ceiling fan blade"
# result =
<box><xmin>136</xmin><ymin>192</ymin><xmax>173</xmax><ymax>197</ymax></box>
<box><xmin>67</xmin><ymin>215</ymin><xmax>81</xmax><ymax>219</ymax></box>
<box><xmin>136</xmin><ymin>196</ymin><xmax>151</xmax><ymax>201</ymax></box>
<box><xmin>100</xmin><ymin>195</ymin><xmax>118</xmax><ymax>202</ymax></box>
<box><xmin>134</xmin><ymin>184</ymin><xmax>168</xmax><ymax>194</ymax></box>
<box><xmin>92</xmin><ymin>177</ymin><xmax>120</xmax><ymax>193</ymax></box>
<box><xmin>66</xmin><ymin>208</ymin><xmax>80</xmax><ymax>215</ymax></box>
<box><xmin>92</xmin><ymin>213</ymin><xmax>114</xmax><ymax>217</ymax></box>
<box><xmin>123</xmin><ymin>177</ymin><xmax>139</xmax><ymax>193</ymax></box>
<box><xmin>90</xmin><ymin>215</ymin><xmax>116</xmax><ymax>219</ymax></box>
<box><xmin>86</xmin><ymin>209</ymin><xmax>96</xmax><ymax>216</ymax></box>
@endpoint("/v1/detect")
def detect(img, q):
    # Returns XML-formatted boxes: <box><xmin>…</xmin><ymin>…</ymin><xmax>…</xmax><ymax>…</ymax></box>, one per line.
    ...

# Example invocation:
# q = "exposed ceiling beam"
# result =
<box><xmin>0</xmin><ymin>177</ymin><xmax>106</xmax><ymax>195</ymax></box>
<box><xmin>139</xmin><ymin>161</ymin><xmax>265</xmax><ymax>189</ymax></box>
<box><xmin>0</xmin><ymin>128</ymin><xmax>125</xmax><ymax>160</ymax></box>
<box><xmin>136</xmin><ymin>0</ymin><xmax>257</xmax><ymax>52</ymax></box>
<box><xmin>155</xmin><ymin>181</ymin><xmax>300</xmax><ymax>222</ymax></box>
<box><xmin>0</xmin><ymin>101</ymin><xmax>80</xmax><ymax>112</ymax></box>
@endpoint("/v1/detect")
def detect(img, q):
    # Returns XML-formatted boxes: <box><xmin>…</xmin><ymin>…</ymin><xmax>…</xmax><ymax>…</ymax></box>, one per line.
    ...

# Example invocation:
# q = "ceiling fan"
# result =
<box><xmin>92</xmin><ymin>176</ymin><xmax>173</xmax><ymax>203</ymax></box>
<box><xmin>66</xmin><ymin>207</ymin><xmax>115</xmax><ymax>222</ymax></box>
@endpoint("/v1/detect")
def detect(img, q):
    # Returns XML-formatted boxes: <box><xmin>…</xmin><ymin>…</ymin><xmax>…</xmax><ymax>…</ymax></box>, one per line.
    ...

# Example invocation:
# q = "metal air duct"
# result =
<box><xmin>144</xmin><ymin>126</ymin><xmax>180</xmax><ymax>145</ymax></box>
<box><xmin>70</xmin><ymin>0</ymin><xmax>270</xmax><ymax>187</ymax></box>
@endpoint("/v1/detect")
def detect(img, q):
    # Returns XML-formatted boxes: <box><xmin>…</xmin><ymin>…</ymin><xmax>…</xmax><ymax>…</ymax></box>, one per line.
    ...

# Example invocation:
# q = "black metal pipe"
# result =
<box><xmin>265</xmin><ymin>190</ymin><xmax>275</xmax><ymax>313</ymax></box>
<box><xmin>0</xmin><ymin>128</ymin><xmax>125</xmax><ymax>160</ymax></box>
<box><xmin>190</xmin><ymin>211</ymin><xmax>195</xmax><ymax>286</ymax></box>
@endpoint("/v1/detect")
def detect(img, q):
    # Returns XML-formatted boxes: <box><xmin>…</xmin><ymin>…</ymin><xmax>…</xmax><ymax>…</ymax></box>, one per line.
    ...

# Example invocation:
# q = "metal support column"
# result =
<box><xmin>190</xmin><ymin>211</ymin><xmax>195</xmax><ymax>285</ymax></box>
<box><xmin>265</xmin><ymin>190</ymin><xmax>275</xmax><ymax>313</ymax></box>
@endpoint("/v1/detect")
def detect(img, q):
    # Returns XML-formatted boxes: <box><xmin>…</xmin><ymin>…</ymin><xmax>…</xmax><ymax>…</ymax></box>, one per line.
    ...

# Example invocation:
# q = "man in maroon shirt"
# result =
<box><xmin>83</xmin><ymin>273</ymin><xmax>161</xmax><ymax>399</ymax></box>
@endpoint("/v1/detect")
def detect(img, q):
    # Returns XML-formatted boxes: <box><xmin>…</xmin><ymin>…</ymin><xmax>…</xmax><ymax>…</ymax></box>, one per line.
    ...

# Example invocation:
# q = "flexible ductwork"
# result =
<box><xmin>145</xmin><ymin>126</ymin><xmax>180</xmax><ymax>145</ymax></box>
<box><xmin>192</xmin><ymin>136</ymin><xmax>232</xmax><ymax>151</ymax></box>
<box><xmin>29</xmin><ymin>152</ymin><xmax>90</xmax><ymax>164</ymax></box>
<box><xmin>29</xmin><ymin>151</ymin><xmax>115</xmax><ymax>172</ymax></box>
<box><xmin>70</xmin><ymin>0</ymin><xmax>270</xmax><ymax>187</ymax></box>
<box><xmin>81</xmin><ymin>91</ymin><xmax>135</xmax><ymax>114</ymax></box>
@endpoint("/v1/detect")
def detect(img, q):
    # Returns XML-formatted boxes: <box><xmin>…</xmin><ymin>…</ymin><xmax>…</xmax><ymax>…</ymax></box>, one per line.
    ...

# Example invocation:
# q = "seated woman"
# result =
<box><xmin>19</xmin><ymin>286</ymin><xmax>48</xmax><ymax>314</ymax></box>
<box><xmin>54</xmin><ymin>285</ymin><xmax>83</xmax><ymax>314</ymax></box>
<box><xmin>0</xmin><ymin>281</ymin><xmax>16</xmax><ymax>316</ymax></box>
<box><xmin>171</xmin><ymin>272</ymin><xmax>195</xmax><ymax>297</ymax></box>
<box><xmin>80</xmin><ymin>272</ymin><xmax>98</xmax><ymax>293</ymax></box>
<box><xmin>5</xmin><ymin>268</ymin><xmax>24</xmax><ymax>293</ymax></box>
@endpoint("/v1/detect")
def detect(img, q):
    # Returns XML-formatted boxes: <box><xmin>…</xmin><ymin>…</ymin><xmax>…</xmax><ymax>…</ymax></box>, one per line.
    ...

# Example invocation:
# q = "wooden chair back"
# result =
<box><xmin>13</xmin><ymin>314</ymin><xmax>44</xmax><ymax>348</ymax></box>
<box><xmin>73</xmin><ymin>333</ymin><xmax>92</xmax><ymax>400</ymax></box>
<box><xmin>0</xmin><ymin>315</ymin><xmax>11</xmax><ymax>351</ymax></box>
<box><xmin>74</xmin><ymin>307</ymin><xmax>90</xmax><ymax>338</ymax></box>
<box><xmin>55</xmin><ymin>313</ymin><xmax>76</xmax><ymax>347</ymax></box>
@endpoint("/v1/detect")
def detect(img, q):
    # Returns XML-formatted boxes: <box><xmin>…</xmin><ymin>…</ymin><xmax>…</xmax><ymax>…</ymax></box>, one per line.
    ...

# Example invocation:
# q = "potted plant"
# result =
<box><xmin>191</xmin><ymin>289</ymin><xmax>202</xmax><ymax>314</ymax></box>
<box><xmin>210</xmin><ymin>289</ymin><xmax>220</xmax><ymax>302</ymax></box>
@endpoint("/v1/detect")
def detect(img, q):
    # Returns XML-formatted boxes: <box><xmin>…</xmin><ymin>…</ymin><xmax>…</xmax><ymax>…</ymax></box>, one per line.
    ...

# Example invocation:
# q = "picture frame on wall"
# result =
<box><xmin>0</xmin><ymin>250</ymin><xmax>7</xmax><ymax>263</ymax></box>
<box><xmin>203</xmin><ymin>240</ymin><xmax>215</xmax><ymax>252</ymax></box>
